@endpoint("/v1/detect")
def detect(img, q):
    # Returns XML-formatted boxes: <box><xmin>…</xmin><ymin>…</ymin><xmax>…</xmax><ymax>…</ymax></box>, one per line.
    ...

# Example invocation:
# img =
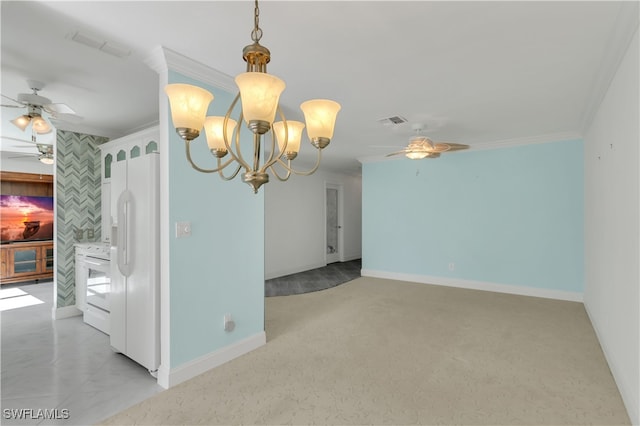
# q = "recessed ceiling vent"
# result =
<box><xmin>70</xmin><ymin>31</ymin><xmax>131</xmax><ymax>58</ymax></box>
<box><xmin>377</xmin><ymin>116</ymin><xmax>408</xmax><ymax>126</ymax></box>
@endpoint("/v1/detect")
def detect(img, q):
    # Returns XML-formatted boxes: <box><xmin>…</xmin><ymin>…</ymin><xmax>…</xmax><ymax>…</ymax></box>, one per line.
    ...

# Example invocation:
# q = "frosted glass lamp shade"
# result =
<box><xmin>300</xmin><ymin>99</ymin><xmax>341</xmax><ymax>140</ymax></box>
<box><xmin>406</xmin><ymin>151</ymin><xmax>429</xmax><ymax>160</ymax></box>
<box><xmin>39</xmin><ymin>154</ymin><xmax>54</xmax><ymax>165</ymax></box>
<box><xmin>31</xmin><ymin>116</ymin><xmax>52</xmax><ymax>134</ymax></box>
<box><xmin>204</xmin><ymin>116</ymin><xmax>237</xmax><ymax>151</ymax></box>
<box><xmin>165</xmin><ymin>84</ymin><xmax>213</xmax><ymax>131</ymax></box>
<box><xmin>273</xmin><ymin>120</ymin><xmax>304</xmax><ymax>154</ymax></box>
<box><xmin>235</xmin><ymin>72</ymin><xmax>285</xmax><ymax>124</ymax></box>
<box><xmin>11</xmin><ymin>115</ymin><xmax>31</xmax><ymax>131</ymax></box>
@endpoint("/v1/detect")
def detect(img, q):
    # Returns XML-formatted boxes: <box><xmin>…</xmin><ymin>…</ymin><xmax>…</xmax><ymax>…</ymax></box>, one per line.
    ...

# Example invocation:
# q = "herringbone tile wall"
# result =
<box><xmin>55</xmin><ymin>130</ymin><xmax>108</xmax><ymax>308</ymax></box>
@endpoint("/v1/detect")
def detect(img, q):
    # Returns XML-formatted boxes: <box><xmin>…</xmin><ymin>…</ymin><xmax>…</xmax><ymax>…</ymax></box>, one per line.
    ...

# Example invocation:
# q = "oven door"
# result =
<box><xmin>84</xmin><ymin>256</ymin><xmax>111</xmax><ymax>312</ymax></box>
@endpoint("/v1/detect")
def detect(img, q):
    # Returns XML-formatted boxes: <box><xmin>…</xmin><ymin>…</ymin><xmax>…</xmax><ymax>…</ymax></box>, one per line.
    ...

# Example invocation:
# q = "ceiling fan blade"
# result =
<box><xmin>385</xmin><ymin>150</ymin><xmax>408</xmax><ymax>157</ymax></box>
<box><xmin>1</xmin><ymin>103</ymin><xmax>24</xmax><ymax>109</ymax></box>
<box><xmin>442</xmin><ymin>143</ymin><xmax>470</xmax><ymax>151</ymax></box>
<box><xmin>8</xmin><ymin>153</ymin><xmax>39</xmax><ymax>159</ymax></box>
<box><xmin>1</xmin><ymin>136</ymin><xmax>34</xmax><ymax>144</ymax></box>
<box><xmin>1</xmin><ymin>94</ymin><xmax>24</xmax><ymax>105</ymax></box>
<box><xmin>50</xmin><ymin>113</ymin><xmax>84</xmax><ymax>124</ymax></box>
<box><xmin>432</xmin><ymin>143</ymin><xmax>452</xmax><ymax>153</ymax></box>
<box><xmin>44</xmin><ymin>102</ymin><xmax>76</xmax><ymax>115</ymax></box>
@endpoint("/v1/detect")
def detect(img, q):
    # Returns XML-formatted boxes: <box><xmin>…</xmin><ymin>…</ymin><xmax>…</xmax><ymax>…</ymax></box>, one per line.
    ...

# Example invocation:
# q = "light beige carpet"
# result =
<box><xmin>102</xmin><ymin>277</ymin><xmax>630</xmax><ymax>425</ymax></box>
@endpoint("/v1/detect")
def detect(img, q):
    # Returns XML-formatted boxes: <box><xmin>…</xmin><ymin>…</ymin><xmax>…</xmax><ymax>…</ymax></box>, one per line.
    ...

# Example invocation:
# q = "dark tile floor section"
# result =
<box><xmin>265</xmin><ymin>259</ymin><xmax>362</xmax><ymax>297</ymax></box>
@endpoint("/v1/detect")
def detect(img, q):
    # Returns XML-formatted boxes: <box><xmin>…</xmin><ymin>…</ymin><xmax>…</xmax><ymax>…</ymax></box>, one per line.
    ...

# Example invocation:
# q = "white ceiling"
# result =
<box><xmin>1</xmin><ymin>1</ymin><xmax>637</xmax><ymax>173</ymax></box>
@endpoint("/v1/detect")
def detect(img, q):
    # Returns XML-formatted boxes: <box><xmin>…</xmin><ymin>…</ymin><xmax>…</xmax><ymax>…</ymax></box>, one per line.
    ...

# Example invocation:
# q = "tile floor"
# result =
<box><xmin>1</xmin><ymin>281</ymin><xmax>162</xmax><ymax>425</ymax></box>
<box><xmin>265</xmin><ymin>259</ymin><xmax>361</xmax><ymax>297</ymax></box>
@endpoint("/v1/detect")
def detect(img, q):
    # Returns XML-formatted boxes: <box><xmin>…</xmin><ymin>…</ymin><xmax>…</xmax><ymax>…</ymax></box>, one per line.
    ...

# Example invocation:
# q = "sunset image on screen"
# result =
<box><xmin>0</xmin><ymin>195</ymin><xmax>54</xmax><ymax>242</ymax></box>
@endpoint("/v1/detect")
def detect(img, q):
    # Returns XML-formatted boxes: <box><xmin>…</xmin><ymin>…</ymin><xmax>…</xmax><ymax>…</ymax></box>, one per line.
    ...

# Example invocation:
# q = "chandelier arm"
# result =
<box><xmin>221</xmin><ymin>94</ymin><xmax>251</xmax><ymax>172</ymax></box>
<box><xmin>184</xmin><ymin>139</ymin><xmax>221</xmax><ymax>174</ymax></box>
<box><xmin>217</xmin><ymin>160</ymin><xmax>244</xmax><ymax>181</ymax></box>
<box><xmin>268</xmin><ymin>162</ymin><xmax>292</xmax><ymax>182</ymax></box>
<box><xmin>276</xmin><ymin>148</ymin><xmax>323</xmax><ymax>176</ymax></box>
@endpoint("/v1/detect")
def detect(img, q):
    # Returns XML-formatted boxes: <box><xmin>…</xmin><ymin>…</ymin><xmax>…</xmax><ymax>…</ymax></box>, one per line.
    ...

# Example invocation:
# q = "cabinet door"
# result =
<box><xmin>9</xmin><ymin>247</ymin><xmax>39</xmax><ymax>277</ymax></box>
<box><xmin>42</xmin><ymin>244</ymin><xmax>54</xmax><ymax>272</ymax></box>
<box><xmin>0</xmin><ymin>249</ymin><xmax>7</xmax><ymax>279</ymax></box>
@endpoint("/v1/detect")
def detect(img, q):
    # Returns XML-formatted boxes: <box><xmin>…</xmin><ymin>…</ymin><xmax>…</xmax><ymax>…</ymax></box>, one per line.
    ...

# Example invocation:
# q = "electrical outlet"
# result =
<box><xmin>75</xmin><ymin>229</ymin><xmax>84</xmax><ymax>240</ymax></box>
<box><xmin>448</xmin><ymin>262</ymin><xmax>455</xmax><ymax>271</ymax></box>
<box><xmin>87</xmin><ymin>229</ymin><xmax>95</xmax><ymax>239</ymax></box>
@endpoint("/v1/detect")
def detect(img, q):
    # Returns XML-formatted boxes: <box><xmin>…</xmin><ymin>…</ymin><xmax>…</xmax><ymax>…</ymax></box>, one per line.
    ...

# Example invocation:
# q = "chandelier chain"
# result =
<box><xmin>251</xmin><ymin>0</ymin><xmax>263</xmax><ymax>43</ymax></box>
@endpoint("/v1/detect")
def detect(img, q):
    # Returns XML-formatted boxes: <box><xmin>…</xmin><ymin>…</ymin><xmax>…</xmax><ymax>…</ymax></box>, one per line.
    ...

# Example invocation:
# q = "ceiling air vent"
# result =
<box><xmin>377</xmin><ymin>116</ymin><xmax>408</xmax><ymax>126</ymax></box>
<box><xmin>70</xmin><ymin>31</ymin><xmax>131</xmax><ymax>58</ymax></box>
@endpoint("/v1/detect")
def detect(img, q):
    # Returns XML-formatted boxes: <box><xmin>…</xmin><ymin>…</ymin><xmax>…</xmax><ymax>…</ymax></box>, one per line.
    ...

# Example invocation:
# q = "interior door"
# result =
<box><xmin>326</xmin><ymin>184</ymin><xmax>341</xmax><ymax>264</ymax></box>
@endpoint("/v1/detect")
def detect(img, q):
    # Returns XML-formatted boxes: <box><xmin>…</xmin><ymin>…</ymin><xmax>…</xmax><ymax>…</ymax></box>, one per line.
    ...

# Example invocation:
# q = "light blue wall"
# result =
<box><xmin>363</xmin><ymin>140</ymin><xmax>584</xmax><ymax>292</ymax></box>
<box><xmin>167</xmin><ymin>71</ymin><xmax>264</xmax><ymax>368</ymax></box>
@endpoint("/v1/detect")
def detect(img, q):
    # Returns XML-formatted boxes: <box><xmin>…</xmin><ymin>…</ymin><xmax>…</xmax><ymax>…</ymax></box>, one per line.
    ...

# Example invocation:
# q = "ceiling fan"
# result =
<box><xmin>7</xmin><ymin>139</ymin><xmax>54</xmax><ymax>164</ymax></box>
<box><xmin>1</xmin><ymin>79</ymin><xmax>79</xmax><ymax>134</ymax></box>
<box><xmin>385</xmin><ymin>124</ymin><xmax>469</xmax><ymax>160</ymax></box>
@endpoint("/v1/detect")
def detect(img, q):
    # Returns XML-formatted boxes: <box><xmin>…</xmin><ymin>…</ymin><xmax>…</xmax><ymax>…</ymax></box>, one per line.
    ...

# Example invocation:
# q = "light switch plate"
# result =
<box><xmin>176</xmin><ymin>221</ymin><xmax>191</xmax><ymax>238</ymax></box>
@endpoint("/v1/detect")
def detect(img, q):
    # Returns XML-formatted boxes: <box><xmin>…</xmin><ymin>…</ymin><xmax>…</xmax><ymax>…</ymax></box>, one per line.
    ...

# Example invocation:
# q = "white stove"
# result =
<box><xmin>75</xmin><ymin>242</ymin><xmax>111</xmax><ymax>334</ymax></box>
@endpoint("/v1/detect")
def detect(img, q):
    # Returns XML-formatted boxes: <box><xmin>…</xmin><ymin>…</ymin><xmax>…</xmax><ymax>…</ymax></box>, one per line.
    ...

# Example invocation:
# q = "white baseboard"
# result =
<box><xmin>341</xmin><ymin>254</ymin><xmax>362</xmax><ymax>262</ymax></box>
<box><xmin>361</xmin><ymin>269</ymin><xmax>583</xmax><ymax>302</ymax></box>
<box><xmin>52</xmin><ymin>305</ymin><xmax>82</xmax><ymax>320</ymax></box>
<box><xmin>266</xmin><ymin>257</ymin><xmax>362</xmax><ymax>280</ymax></box>
<box><xmin>160</xmin><ymin>331</ymin><xmax>266</xmax><ymax>389</ymax></box>
<box><xmin>265</xmin><ymin>262</ymin><xmax>326</xmax><ymax>280</ymax></box>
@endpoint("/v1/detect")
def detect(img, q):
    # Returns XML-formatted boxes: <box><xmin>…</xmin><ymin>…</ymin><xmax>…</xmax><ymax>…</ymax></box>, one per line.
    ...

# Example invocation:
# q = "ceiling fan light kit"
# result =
<box><xmin>39</xmin><ymin>152</ymin><xmax>54</xmax><ymax>164</ymax></box>
<box><xmin>3</xmin><ymin>80</ymin><xmax>77</xmax><ymax>136</ymax></box>
<box><xmin>10</xmin><ymin>104</ymin><xmax>52</xmax><ymax>134</ymax></box>
<box><xmin>165</xmin><ymin>0</ymin><xmax>341</xmax><ymax>193</ymax></box>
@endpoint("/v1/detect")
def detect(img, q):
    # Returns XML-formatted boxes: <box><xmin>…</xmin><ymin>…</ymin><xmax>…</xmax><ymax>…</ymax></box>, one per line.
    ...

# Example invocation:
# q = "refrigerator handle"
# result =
<box><xmin>117</xmin><ymin>190</ymin><xmax>133</xmax><ymax>277</ymax></box>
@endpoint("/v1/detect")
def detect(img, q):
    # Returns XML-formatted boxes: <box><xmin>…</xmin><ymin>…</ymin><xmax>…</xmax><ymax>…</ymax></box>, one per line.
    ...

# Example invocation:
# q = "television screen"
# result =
<box><xmin>0</xmin><ymin>195</ymin><xmax>54</xmax><ymax>243</ymax></box>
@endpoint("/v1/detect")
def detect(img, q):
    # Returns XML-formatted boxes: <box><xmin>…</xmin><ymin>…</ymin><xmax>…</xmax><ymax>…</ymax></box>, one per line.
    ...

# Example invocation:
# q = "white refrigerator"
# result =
<box><xmin>110</xmin><ymin>152</ymin><xmax>160</xmax><ymax>373</ymax></box>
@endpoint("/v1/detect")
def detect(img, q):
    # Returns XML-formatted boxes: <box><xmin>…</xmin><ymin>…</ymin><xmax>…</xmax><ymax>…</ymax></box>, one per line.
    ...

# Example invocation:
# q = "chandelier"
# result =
<box><xmin>164</xmin><ymin>0</ymin><xmax>341</xmax><ymax>193</ymax></box>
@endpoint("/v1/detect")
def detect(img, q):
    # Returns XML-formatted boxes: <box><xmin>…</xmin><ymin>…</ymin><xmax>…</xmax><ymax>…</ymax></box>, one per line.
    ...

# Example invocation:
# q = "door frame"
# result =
<box><xmin>325</xmin><ymin>182</ymin><xmax>344</xmax><ymax>264</ymax></box>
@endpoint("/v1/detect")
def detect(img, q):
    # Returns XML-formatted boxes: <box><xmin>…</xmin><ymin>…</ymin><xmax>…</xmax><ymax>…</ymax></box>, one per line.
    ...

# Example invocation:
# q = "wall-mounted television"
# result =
<box><xmin>0</xmin><ymin>195</ymin><xmax>54</xmax><ymax>243</ymax></box>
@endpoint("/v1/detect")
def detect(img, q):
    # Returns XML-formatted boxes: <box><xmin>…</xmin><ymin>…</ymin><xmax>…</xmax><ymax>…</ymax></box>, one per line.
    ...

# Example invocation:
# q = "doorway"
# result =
<box><xmin>325</xmin><ymin>183</ymin><xmax>343</xmax><ymax>264</ymax></box>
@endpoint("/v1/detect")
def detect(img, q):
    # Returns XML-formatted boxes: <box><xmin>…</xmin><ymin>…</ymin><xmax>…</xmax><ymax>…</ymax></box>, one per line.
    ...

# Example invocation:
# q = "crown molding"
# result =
<box><xmin>579</xmin><ymin>2</ymin><xmax>640</xmax><ymax>133</ymax></box>
<box><xmin>144</xmin><ymin>46</ymin><xmax>236</xmax><ymax>93</ymax></box>
<box><xmin>468</xmin><ymin>131</ymin><xmax>581</xmax><ymax>151</ymax></box>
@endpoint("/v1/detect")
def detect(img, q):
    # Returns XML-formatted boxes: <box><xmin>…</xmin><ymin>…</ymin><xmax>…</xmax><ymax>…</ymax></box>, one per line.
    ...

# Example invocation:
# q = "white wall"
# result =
<box><xmin>265</xmin><ymin>168</ymin><xmax>362</xmax><ymax>279</ymax></box>
<box><xmin>583</xmin><ymin>28</ymin><xmax>639</xmax><ymax>425</ymax></box>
